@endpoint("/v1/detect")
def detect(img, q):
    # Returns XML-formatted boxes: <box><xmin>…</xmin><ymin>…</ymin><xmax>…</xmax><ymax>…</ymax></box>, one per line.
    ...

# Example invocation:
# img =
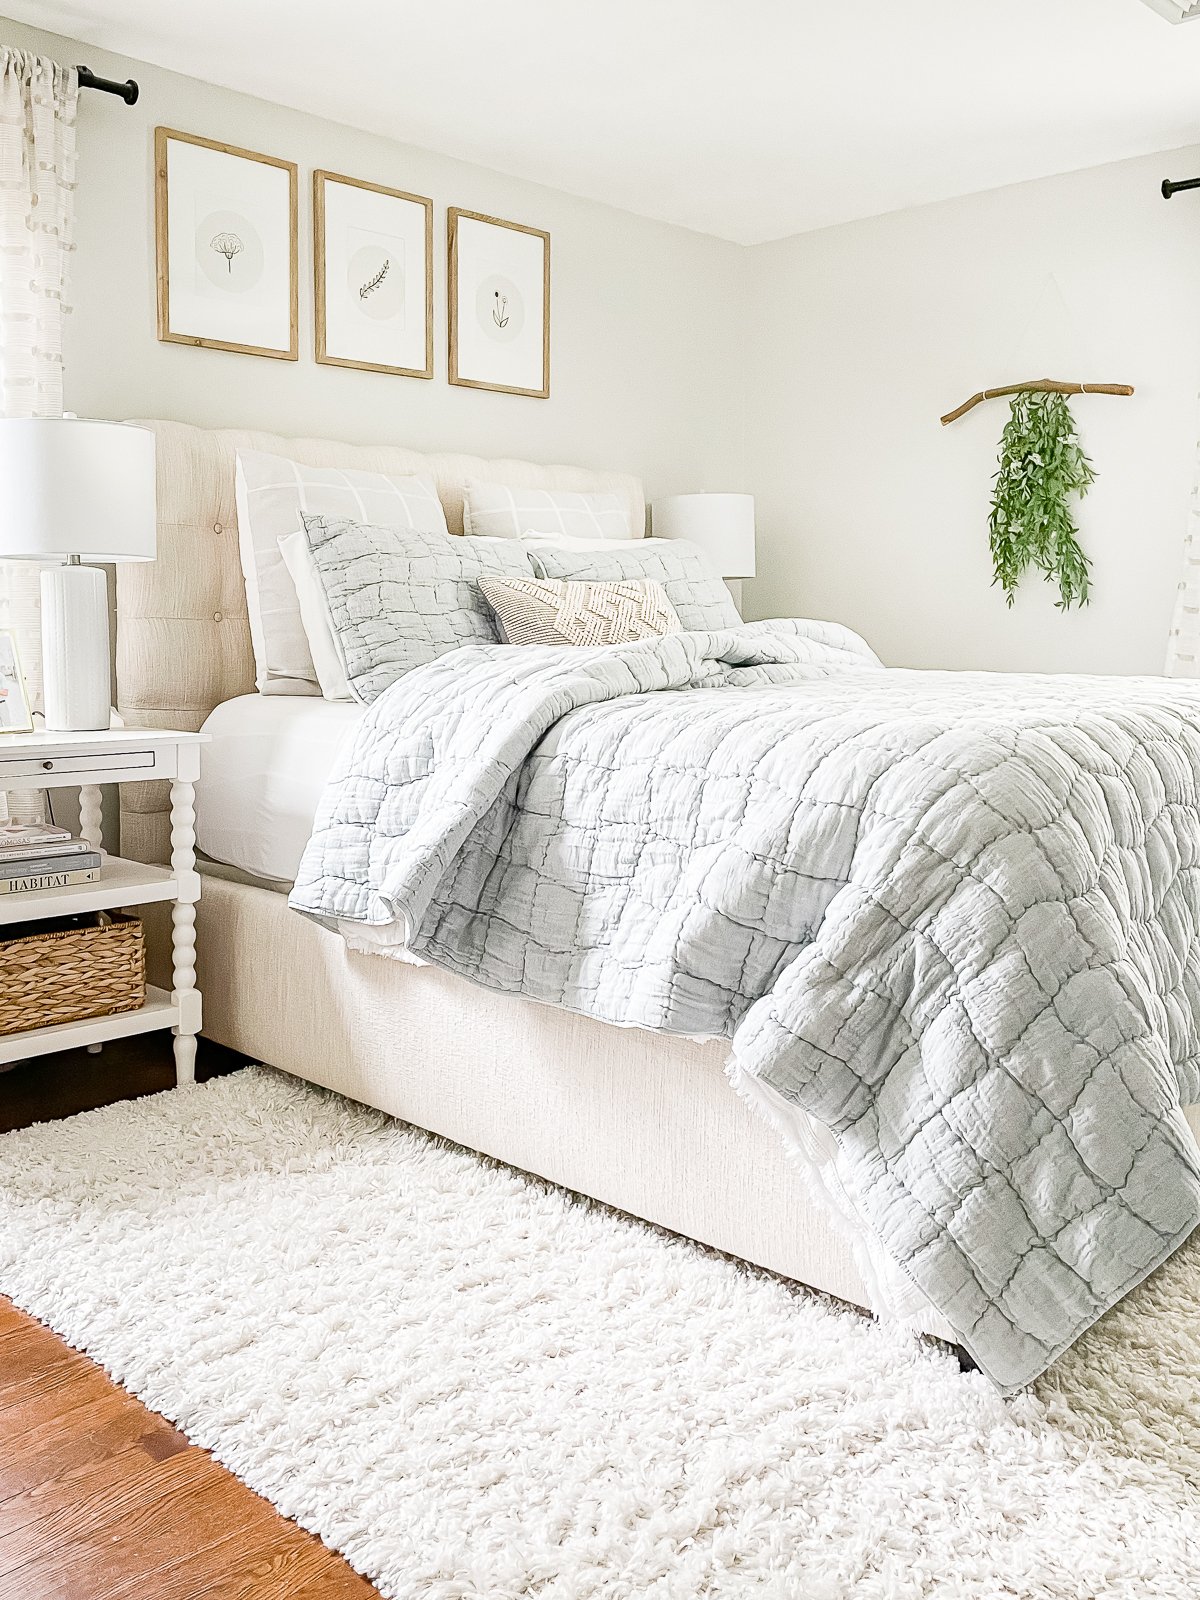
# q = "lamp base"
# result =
<box><xmin>40</xmin><ymin>564</ymin><xmax>110</xmax><ymax>732</ymax></box>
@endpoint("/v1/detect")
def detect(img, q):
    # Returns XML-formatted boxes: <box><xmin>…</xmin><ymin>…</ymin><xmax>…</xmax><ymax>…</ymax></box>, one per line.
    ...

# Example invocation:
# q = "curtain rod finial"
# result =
<box><xmin>75</xmin><ymin>66</ymin><xmax>138</xmax><ymax>105</ymax></box>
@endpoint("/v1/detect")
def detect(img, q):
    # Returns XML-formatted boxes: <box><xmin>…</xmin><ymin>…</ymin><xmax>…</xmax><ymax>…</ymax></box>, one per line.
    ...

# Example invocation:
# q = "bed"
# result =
<box><xmin>117</xmin><ymin>419</ymin><xmax>1200</xmax><ymax>1388</ymax></box>
<box><xmin>118</xmin><ymin>420</ymin><xmax>921</xmax><ymax>1337</ymax></box>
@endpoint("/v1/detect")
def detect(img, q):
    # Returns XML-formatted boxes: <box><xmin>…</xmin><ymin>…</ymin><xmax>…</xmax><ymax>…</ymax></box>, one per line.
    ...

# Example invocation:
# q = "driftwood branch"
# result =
<box><xmin>940</xmin><ymin>380</ymin><xmax>1135</xmax><ymax>427</ymax></box>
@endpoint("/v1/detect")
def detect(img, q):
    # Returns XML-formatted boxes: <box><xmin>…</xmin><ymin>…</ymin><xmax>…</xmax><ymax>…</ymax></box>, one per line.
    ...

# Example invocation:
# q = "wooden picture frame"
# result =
<box><xmin>313</xmin><ymin>171</ymin><xmax>434</xmax><ymax>379</ymax></box>
<box><xmin>448</xmin><ymin>208</ymin><xmax>550</xmax><ymax>398</ymax></box>
<box><xmin>0</xmin><ymin>629</ymin><xmax>33</xmax><ymax>735</ymax></box>
<box><xmin>155</xmin><ymin>126</ymin><xmax>298</xmax><ymax>361</ymax></box>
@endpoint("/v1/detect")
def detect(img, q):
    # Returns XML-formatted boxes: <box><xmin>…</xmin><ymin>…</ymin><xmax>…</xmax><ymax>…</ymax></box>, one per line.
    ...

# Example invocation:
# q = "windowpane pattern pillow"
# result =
<box><xmin>528</xmin><ymin>538</ymin><xmax>741</xmax><ymax>631</ymax></box>
<box><xmin>462</xmin><ymin>479</ymin><xmax>631</xmax><ymax>541</ymax></box>
<box><xmin>236</xmin><ymin>450</ymin><xmax>449</xmax><ymax>695</ymax></box>
<box><xmin>301</xmin><ymin>515</ymin><xmax>534</xmax><ymax>704</ymax></box>
<box><xmin>479</xmin><ymin>577</ymin><xmax>681</xmax><ymax>647</ymax></box>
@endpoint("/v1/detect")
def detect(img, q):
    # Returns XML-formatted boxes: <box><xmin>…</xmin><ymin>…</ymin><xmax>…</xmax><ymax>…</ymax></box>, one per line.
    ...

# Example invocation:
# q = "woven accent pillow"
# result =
<box><xmin>528</xmin><ymin>537</ymin><xmax>741</xmax><ymax>631</ymax></box>
<box><xmin>479</xmin><ymin>577</ymin><xmax>681</xmax><ymax>647</ymax></box>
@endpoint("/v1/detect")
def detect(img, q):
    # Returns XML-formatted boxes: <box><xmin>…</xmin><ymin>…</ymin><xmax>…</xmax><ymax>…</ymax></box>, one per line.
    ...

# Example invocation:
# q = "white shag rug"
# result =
<box><xmin>1</xmin><ymin>1069</ymin><xmax>1198</xmax><ymax>1599</ymax></box>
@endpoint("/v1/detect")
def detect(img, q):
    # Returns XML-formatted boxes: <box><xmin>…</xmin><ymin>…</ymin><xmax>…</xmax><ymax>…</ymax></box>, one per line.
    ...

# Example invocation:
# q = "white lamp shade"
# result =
<box><xmin>0</xmin><ymin>418</ymin><xmax>156</xmax><ymax>562</ymax></box>
<box><xmin>654</xmin><ymin>493</ymin><xmax>755</xmax><ymax>578</ymax></box>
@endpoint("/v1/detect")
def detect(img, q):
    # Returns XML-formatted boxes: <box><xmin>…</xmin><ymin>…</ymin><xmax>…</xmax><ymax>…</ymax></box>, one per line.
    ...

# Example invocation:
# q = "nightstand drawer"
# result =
<box><xmin>0</xmin><ymin>749</ymin><xmax>157</xmax><ymax>780</ymax></box>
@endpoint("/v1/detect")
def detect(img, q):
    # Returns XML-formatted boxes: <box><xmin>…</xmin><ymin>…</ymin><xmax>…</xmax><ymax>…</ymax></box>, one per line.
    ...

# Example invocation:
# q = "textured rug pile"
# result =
<box><xmin>0</xmin><ymin>1067</ymin><xmax>1197</xmax><ymax>1598</ymax></box>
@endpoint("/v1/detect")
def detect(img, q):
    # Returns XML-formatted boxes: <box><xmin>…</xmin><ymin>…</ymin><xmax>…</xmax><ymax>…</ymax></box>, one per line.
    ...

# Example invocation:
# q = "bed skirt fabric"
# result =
<box><xmin>192</xmin><ymin>869</ymin><xmax>957</xmax><ymax>1339</ymax></box>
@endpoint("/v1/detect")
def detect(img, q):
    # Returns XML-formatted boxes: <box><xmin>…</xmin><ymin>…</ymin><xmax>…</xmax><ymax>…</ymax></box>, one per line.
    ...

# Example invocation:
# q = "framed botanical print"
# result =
<box><xmin>0</xmin><ymin>630</ymin><xmax>32</xmax><ymax>734</ymax></box>
<box><xmin>448</xmin><ymin>208</ymin><xmax>550</xmax><ymax>398</ymax></box>
<box><xmin>314</xmin><ymin>171</ymin><xmax>434</xmax><ymax>379</ymax></box>
<box><xmin>155</xmin><ymin>126</ymin><xmax>298</xmax><ymax>361</ymax></box>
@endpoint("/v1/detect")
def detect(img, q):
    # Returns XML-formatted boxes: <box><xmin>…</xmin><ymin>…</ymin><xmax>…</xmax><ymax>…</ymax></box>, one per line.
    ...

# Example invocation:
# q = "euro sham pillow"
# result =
<box><xmin>478</xmin><ymin>577</ymin><xmax>681</xmax><ymax>647</ymax></box>
<box><xmin>301</xmin><ymin>515</ymin><xmax>534</xmax><ymax>704</ymax></box>
<box><xmin>277</xmin><ymin>532</ymin><xmax>353</xmax><ymax>703</ymax></box>
<box><xmin>236</xmin><ymin>450</ymin><xmax>449</xmax><ymax>695</ymax></box>
<box><xmin>462</xmin><ymin>479</ymin><xmax>631</xmax><ymax>542</ymax></box>
<box><xmin>527</xmin><ymin>537</ymin><xmax>741</xmax><ymax>632</ymax></box>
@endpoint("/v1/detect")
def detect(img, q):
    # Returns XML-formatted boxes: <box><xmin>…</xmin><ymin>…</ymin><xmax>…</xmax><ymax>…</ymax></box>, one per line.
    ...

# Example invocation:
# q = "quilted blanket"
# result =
<box><xmin>290</xmin><ymin>620</ymin><xmax>1200</xmax><ymax>1390</ymax></box>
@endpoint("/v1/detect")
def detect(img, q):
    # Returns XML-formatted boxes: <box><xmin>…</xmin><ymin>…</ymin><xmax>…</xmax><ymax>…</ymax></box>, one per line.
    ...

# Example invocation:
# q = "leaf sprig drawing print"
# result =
<box><xmin>314</xmin><ymin>170</ymin><xmax>433</xmax><ymax>378</ymax></box>
<box><xmin>360</xmin><ymin>259</ymin><xmax>390</xmax><ymax>299</ymax></box>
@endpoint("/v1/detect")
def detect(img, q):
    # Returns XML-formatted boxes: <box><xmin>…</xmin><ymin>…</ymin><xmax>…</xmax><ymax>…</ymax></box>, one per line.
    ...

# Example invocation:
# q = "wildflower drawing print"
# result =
<box><xmin>449</xmin><ymin>209</ymin><xmax>549</xmax><ymax>397</ymax></box>
<box><xmin>475</xmin><ymin>275</ymin><xmax>523</xmax><ymax>344</ymax></box>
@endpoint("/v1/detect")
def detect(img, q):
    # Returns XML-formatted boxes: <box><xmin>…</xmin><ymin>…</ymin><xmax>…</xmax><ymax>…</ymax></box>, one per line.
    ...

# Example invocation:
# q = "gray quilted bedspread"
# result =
<box><xmin>290</xmin><ymin>620</ymin><xmax>1200</xmax><ymax>1390</ymax></box>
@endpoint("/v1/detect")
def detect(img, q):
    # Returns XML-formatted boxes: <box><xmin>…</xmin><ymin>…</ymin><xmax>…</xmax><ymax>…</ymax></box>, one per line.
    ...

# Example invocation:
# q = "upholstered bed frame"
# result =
<box><xmin>115</xmin><ymin>419</ymin><xmax>950</xmax><ymax>1337</ymax></box>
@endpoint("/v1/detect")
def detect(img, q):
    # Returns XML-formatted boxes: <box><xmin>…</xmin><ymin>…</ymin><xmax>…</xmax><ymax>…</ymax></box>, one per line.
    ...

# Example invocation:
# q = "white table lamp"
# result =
<box><xmin>0</xmin><ymin>419</ymin><xmax>156</xmax><ymax>731</ymax></box>
<box><xmin>653</xmin><ymin>493</ymin><xmax>756</xmax><ymax>579</ymax></box>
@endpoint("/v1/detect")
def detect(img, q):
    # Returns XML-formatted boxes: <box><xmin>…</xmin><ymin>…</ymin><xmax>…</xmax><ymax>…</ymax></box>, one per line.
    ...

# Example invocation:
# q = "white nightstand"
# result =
<box><xmin>0</xmin><ymin>727</ymin><xmax>209</xmax><ymax>1085</ymax></box>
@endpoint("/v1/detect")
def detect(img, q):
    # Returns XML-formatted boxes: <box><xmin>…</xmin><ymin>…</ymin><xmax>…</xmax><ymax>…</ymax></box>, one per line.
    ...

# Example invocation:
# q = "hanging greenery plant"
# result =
<box><xmin>988</xmin><ymin>390</ymin><xmax>1095</xmax><ymax>609</ymax></box>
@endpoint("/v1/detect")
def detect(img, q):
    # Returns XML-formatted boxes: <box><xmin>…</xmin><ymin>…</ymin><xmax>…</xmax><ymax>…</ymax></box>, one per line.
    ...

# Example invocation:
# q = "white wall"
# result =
<box><xmin>0</xmin><ymin>15</ymin><xmax>746</xmax><ymax>508</ymax></box>
<box><xmin>742</xmin><ymin>150</ymin><xmax>1200</xmax><ymax>674</ymax></box>
<box><xmin>7</xmin><ymin>17</ymin><xmax>1200</xmax><ymax>679</ymax></box>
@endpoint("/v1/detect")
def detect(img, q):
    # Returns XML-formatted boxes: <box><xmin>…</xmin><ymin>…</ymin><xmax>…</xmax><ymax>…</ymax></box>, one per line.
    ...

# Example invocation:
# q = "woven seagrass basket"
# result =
<box><xmin>0</xmin><ymin>911</ymin><xmax>145</xmax><ymax>1037</ymax></box>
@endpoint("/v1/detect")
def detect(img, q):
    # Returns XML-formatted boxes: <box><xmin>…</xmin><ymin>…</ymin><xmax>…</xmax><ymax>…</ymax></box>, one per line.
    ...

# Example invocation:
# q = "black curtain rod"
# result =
<box><xmin>76</xmin><ymin>65</ymin><xmax>138</xmax><ymax>105</ymax></box>
<box><xmin>1162</xmin><ymin>176</ymin><xmax>1200</xmax><ymax>199</ymax></box>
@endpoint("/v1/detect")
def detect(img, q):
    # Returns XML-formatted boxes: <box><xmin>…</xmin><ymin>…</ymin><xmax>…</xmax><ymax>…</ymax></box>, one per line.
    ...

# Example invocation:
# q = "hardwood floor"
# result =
<box><xmin>0</xmin><ymin>1032</ymin><xmax>241</xmax><ymax>1137</ymax></box>
<box><xmin>0</xmin><ymin>1036</ymin><xmax>381</xmax><ymax>1599</ymax></box>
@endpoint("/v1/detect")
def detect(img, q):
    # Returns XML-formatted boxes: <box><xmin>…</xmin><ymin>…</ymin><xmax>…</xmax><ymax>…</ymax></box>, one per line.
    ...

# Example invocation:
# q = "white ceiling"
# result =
<box><xmin>13</xmin><ymin>0</ymin><xmax>1200</xmax><ymax>243</ymax></box>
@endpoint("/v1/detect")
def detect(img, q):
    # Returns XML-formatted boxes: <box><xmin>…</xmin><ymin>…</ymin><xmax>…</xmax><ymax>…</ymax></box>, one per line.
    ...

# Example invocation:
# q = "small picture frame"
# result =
<box><xmin>314</xmin><ymin>171</ymin><xmax>434</xmax><ymax>379</ymax></box>
<box><xmin>448</xmin><ymin>208</ymin><xmax>550</xmax><ymax>398</ymax></box>
<box><xmin>155</xmin><ymin>126</ymin><xmax>299</xmax><ymax>361</ymax></box>
<box><xmin>0</xmin><ymin>629</ymin><xmax>33</xmax><ymax>734</ymax></box>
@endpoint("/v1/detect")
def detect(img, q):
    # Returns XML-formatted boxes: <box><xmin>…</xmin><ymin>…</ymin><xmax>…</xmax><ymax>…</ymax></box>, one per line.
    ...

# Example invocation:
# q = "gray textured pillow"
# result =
<box><xmin>302</xmin><ymin>515</ymin><xmax>534</xmax><ymax>703</ymax></box>
<box><xmin>527</xmin><ymin>538</ymin><xmax>741</xmax><ymax>631</ymax></box>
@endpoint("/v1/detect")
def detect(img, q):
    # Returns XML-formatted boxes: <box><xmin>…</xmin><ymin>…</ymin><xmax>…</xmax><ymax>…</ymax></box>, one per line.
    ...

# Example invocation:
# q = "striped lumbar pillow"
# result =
<box><xmin>478</xmin><ymin>577</ymin><xmax>681</xmax><ymax>647</ymax></box>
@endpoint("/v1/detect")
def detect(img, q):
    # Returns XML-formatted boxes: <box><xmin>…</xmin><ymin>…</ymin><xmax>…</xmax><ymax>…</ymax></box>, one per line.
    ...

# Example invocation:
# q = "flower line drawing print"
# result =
<box><xmin>492</xmin><ymin>290</ymin><xmax>509</xmax><ymax>329</ymax></box>
<box><xmin>359</xmin><ymin>259</ymin><xmax>390</xmax><ymax>300</ymax></box>
<box><xmin>210</xmin><ymin>231</ymin><xmax>244</xmax><ymax>274</ymax></box>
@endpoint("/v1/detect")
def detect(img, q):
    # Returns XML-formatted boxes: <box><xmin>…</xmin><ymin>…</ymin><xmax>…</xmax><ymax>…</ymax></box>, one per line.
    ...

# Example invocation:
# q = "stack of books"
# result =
<box><xmin>0</xmin><ymin>824</ymin><xmax>103</xmax><ymax>895</ymax></box>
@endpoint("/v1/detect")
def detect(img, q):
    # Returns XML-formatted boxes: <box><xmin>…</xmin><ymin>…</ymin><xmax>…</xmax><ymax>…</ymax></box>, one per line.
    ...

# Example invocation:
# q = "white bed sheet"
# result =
<box><xmin>196</xmin><ymin>694</ymin><xmax>363</xmax><ymax>885</ymax></box>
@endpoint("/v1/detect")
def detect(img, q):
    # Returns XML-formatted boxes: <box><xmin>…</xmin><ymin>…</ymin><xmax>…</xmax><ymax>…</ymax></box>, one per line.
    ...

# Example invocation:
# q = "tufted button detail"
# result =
<box><xmin>213</xmin><ymin>610</ymin><xmax>223</xmax><ymax>622</ymax></box>
<box><xmin>213</xmin><ymin>520</ymin><xmax>223</xmax><ymax>534</ymax></box>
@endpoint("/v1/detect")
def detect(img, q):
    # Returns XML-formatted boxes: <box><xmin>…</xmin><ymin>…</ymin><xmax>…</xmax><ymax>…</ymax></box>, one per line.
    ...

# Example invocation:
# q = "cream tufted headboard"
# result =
<box><xmin>117</xmin><ymin>419</ymin><xmax>645</xmax><ymax>863</ymax></box>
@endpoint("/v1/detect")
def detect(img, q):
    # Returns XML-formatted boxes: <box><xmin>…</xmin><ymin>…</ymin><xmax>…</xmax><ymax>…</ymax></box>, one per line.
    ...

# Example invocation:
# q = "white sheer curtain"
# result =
<box><xmin>0</xmin><ymin>49</ymin><xmax>77</xmax><ymax>821</ymax></box>
<box><xmin>1165</xmin><ymin>448</ymin><xmax>1200</xmax><ymax>675</ymax></box>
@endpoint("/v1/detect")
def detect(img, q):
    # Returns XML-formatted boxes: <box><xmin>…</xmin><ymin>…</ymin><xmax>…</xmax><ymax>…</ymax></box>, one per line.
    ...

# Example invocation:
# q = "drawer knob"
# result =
<box><xmin>41</xmin><ymin>760</ymin><xmax>53</xmax><ymax>771</ymax></box>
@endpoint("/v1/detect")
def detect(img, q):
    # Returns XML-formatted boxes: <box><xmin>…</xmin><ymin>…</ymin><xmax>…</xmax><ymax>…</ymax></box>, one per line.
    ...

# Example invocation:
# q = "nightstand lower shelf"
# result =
<box><xmin>0</xmin><ymin>857</ymin><xmax>181</xmax><ymax>926</ymax></box>
<box><xmin>0</xmin><ymin>986</ymin><xmax>180</xmax><ymax>1067</ymax></box>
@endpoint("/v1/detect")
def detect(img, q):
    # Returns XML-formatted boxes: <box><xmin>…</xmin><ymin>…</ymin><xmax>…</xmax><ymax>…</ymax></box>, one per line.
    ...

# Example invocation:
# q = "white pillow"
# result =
<box><xmin>462</xmin><ymin>479</ymin><xmax>631</xmax><ymax>541</ymax></box>
<box><xmin>235</xmin><ymin>450</ymin><xmax>449</xmax><ymax>695</ymax></box>
<box><xmin>277</xmin><ymin>532</ymin><xmax>353</xmax><ymax>702</ymax></box>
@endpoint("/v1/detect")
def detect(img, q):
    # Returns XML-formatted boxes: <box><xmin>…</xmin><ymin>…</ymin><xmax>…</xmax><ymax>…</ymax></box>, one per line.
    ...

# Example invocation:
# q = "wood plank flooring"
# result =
<box><xmin>0</xmin><ymin>1037</ymin><xmax>381</xmax><ymax>1599</ymax></box>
